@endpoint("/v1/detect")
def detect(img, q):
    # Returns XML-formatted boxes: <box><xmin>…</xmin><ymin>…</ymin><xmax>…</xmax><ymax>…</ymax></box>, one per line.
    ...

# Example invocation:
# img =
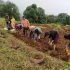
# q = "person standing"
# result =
<box><xmin>21</xmin><ymin>16</ymin><xmax>30</xmax><ymax>36</ymax></box>
<box><xmin>11</xmin><ymin>16</ymin><xmax>16</xmax><ymax>29</ymax></box>
<box><xmin>5</xmin><ymin>15</ymin><xmax>12</xmax><ymax>30</ymax></box>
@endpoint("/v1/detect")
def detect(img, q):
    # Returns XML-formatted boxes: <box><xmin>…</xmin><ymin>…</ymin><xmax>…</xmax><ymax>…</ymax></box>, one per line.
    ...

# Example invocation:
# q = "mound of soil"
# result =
<box><xmin>30</xmin><ymin>52</ymin><xmax>45</xmax><ymax>64</ymax></box>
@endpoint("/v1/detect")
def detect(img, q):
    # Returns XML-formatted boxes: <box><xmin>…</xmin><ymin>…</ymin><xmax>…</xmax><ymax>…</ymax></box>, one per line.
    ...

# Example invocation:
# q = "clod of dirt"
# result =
<box><xmin>0</xmin><ymin>32</ymin><xmax>6</xmax><ymax>38</ymax></box>
<box><xmin>30</xmin><ymin>52</ymin><xmax>45</xmax><ymax>64</ymax></box>
<box><xmin>48</xmin><ymin>45</ymin><xmax>53</xmax><ymax>50</ymax></box>
<box><xmin>50</xmin><ymin>50</ymin><xmax>58</xmax><ymax>56</ymax></box>
<box><xmin>11</xmin><ymin>40</ymin><xmax>20</xmax><ymax>50</ymax></box>
<box><xmin>11</xmin><ymin>45</ymin><xmax>20</xmax><ymax>49</ymax></box>
<box><xmin>24</xmin><ymin>67</ymin><xmax>38</xmax><ymax>70</ymax></box>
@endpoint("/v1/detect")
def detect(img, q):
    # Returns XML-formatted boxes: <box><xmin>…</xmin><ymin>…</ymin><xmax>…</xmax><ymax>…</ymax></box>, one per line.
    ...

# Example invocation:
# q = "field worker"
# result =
<box><xmin>15</xmin><ymin>23</ymin><xmax>23</xmax><ymax>30</ymax></box>
<box><xmin>11</xmin><ymin>17</ymin><xmax>16</xmax><ymax>29</ymax></box>
<box><xmin>29</xmin><ymin>26</ymin><xmax>36</xmax><ymax>38</ymax></box>
<box><xmin>44</xmin><ymin>31</ymin><xmax>50</xmax><ymax>38</ymax></box>
<box><xmin>21</xmin><ymin>16</ymin><xmax>30</xmax><ymax>36</ymax></box>
<box><xmin>64</xmin><ymin>34</ymin><xmax>70</xmax><ymax>55</ymax></box>
<box><xmin>5</xmin><ymin>15</ymin><xmax>12</xmax><ymax>30</ymax></box>
<box><xmin>29</xmin><ymin>26</ymin><xmax>42</xmax><ymax>41</ymax></box>
<box><xmin>44</xmin><ymin>29</ymin><xmax>59</xmax><ymax>50</ymax></box>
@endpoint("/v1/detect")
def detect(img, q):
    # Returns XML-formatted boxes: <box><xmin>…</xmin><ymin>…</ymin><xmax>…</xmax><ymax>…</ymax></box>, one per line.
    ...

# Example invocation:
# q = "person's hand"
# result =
<box><xmin>50</xmin><ymin>42</ymin><xmax>53</xmax><ymax>46</ymax></box>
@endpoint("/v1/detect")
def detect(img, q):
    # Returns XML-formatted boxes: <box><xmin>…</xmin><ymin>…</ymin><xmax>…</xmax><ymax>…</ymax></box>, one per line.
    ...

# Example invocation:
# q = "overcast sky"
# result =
<box><xmin>3</xmin><ymin>0</ymin><xmax>70</xmax><ymax>15</ymax></box>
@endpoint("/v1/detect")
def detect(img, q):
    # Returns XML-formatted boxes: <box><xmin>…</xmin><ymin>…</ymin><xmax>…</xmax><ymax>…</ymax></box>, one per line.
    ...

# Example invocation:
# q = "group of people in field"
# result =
<box><xmin>5</xmin><ymin>15</ymin><xmax>70</xmax><ymax>55</ymax></box>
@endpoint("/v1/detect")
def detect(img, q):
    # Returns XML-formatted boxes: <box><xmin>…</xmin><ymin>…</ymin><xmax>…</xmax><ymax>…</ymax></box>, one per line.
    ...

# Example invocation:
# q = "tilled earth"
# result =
<box><xmin>13</xmin><ymin>25</ymin><xmax>70</xmax><ymax>61</ymax></box>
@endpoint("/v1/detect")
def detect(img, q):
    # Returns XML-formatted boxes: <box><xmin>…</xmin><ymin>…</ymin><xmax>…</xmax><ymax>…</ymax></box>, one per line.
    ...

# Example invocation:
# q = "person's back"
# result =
<box><xmin>34</xmin><ymin>27</ymin><xmax>42</xmax><ymax>34</ymax></box>
<box><xmin>21</xmin><ymin>18</ymin><xmax>30</xmax><ymax>27</ymax></box>
<box><xmin>29</xmin><ymin>26</ymin><xmax>36</xmax><ymax>31</ymax></box>
<box><xmin>15</xmin><ymin>23</ymin><xmax>22</xmax><ymax>30</ymax></box>
<box><xmin>31</xmin><ymin>26</ymin><xmax>42</xmax><ymax>41</ymax></box>
<box><xmin>49</xmin><ymin>30</ymin><xmax>58</xmax><ymax>40</ymax></box>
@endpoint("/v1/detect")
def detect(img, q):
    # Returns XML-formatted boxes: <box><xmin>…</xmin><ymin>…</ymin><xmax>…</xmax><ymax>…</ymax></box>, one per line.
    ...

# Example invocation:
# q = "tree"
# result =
<box><xmin>4</xmin><ymin>1</ymin><xmax>20</xmax><ymax>20</ymax></box>
<box><xmin>57</xmin><ymin>13</ymin><xmax>69</xmax><ymax>25</ymax></box>
<box><xmin>0</xmin><ymin>0</ymin><xmax>4</xmax><ymax>4</ymax></box>
<box><xmin>47</xmin><ymin>15</ymin><xmax>57</xmax><ymax>23</ymax></box>
<box><xmin>65</xmin><ymin>16</ymin><xmax>70</xmax><ymax>25</ymax></box>
<box><xmin>0</xmin><ymin>0</ymin><xmax>4</xmax><ymax>17</ymax></box>
<box><xmin>0</xmin><ymin>1</ymin><xmax>20</xmax><ymax>20</ymax></box>
<box><xmin>37</xmin><ymin>7</ymin><xmax>46</xmax><ymax>23</ymax></box>
<box><xmin>24</xmin><ymin>5</ymin><xmax>37</xmax><ymax>23</ymax></box>
<box><xmin>23</xmin><ymin>4</ymin><xmax>47</xmax><ymax>23</ymax></box>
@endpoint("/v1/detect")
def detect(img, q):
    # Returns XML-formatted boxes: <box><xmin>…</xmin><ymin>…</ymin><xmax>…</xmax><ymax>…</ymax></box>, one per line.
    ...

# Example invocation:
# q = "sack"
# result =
<box><xmin>4</xmin><ymin>27</ymin><xmax>8</xmax><ymax>30</ymax></box>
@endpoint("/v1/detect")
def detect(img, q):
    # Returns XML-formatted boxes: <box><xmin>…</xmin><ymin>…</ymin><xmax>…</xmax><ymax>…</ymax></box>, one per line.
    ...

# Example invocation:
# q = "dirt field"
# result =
<box><xmin>13</xmin><ymin>24</ymin><xmax>70</xmax><ymax>61</ymax></box>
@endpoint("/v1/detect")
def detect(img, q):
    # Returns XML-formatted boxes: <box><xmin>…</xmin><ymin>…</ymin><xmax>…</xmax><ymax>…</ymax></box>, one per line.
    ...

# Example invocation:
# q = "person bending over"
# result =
<box><xmin>29</xmin><ymin>26</ymin><xmax>42</xmax><ymax>41</ymax></box>
<box><xmin>15</xmin><ymin>23</ymin><xmax>23</xmax><ymax>30</ymax></box>
<box><xmin>64</xmin><ymin>34</ymin><xmax>70</xmax><ymax>55</ymax></box>
<box><xmin>44</xmin><ymin>30</ymin><xmax>59</xmax><ymax>50</ymax></box>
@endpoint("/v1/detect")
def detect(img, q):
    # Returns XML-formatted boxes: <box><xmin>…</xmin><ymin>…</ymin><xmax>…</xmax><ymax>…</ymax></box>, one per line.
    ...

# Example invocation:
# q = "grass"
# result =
<box><xmin>0</xmin><ymin>18</ymin><xmax>5</xmax><ymax>27</ymax></box>
<box><xmin>0</xmin><ymin>28</ymin><xmax>70</xmax><ymax>70</ymax></box>
<box><xmin>0</xmin><ymin>18</ymin><xmax>70</xmax><ymax>70</ymax></box>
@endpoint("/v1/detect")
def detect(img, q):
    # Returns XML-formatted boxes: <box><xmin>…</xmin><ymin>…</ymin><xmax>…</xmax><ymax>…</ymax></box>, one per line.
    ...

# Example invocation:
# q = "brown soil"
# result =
<box><xmin>12</xmin><ymin>25</ymin><xmax>70</xmax><ymax>61</ymax></box>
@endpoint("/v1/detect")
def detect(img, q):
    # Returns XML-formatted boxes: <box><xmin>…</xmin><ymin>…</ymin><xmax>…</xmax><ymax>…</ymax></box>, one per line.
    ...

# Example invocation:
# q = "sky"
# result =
<box><xmin>3</xmin><ymin>0</ymin><xmax>70</xmax><ymax>16</ymax></box>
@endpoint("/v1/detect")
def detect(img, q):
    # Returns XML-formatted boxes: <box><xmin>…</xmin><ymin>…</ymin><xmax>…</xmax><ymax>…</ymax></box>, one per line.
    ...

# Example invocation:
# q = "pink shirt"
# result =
<box><xmin>29</xmin><ymin>26</ymin><xmax>36</xmax><ymax>31</ymax></box>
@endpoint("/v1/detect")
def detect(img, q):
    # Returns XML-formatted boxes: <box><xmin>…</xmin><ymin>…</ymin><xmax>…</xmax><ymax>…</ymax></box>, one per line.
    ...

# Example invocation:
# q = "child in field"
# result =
<box><xmin>29</xmin><ymin>26</ymin><xmax>42</xmax><ymax>41</ymax></box>
<box><xmin>64</xmin><ymin>34</ymin><xmax>70</xmax><ymax>55</ymax></box>
<box><xmin>44</xmin><ymin>30</ymin><xmax>59</xmax><ymax>50</ymax></box>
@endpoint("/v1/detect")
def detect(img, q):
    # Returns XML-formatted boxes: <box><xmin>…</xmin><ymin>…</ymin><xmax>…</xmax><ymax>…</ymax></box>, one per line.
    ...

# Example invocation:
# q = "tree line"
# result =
<box><xmin>23</xmin><ymin>4</ymin><xmax>70</xmax><ymax>25</ymax></box>
<box><xmin>47</xmin><ymin>13</ymin><xmax>70</xmax><ymax>25</ymax></box>
<box><xmin>0</xmin><ymin>0</ymin><xmax>70</xmax><ymax>25</ymax></box>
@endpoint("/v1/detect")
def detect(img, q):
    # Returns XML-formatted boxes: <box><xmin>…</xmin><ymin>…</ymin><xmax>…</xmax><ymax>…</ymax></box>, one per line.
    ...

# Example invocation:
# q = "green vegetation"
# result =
<box><xmin>0</xmin><ymin>28</ymin><xmax>70</xmax><ymax>70</ymax></box>
<box><xmin>0</xmin><ymin>1</ymin><xmax>20</xmax><ymax>20</ymax></box>
<box><xmin>23</xmin><ymin>4</ymin><xmax>47</xmax><ymax>23</ymax></box>
<box><xmin>23</xmin><ymin>4</ymin><xmax>70</xmax><ymax>25</ymax></box>
<box><xmin>0</xmin><ymin>18</ymin><xmax>5</xmax><ymax>27</ymax></box>
<box><xmin>0</xmin><ymin>18</ymin><xmax>70</xmax><ymax>70</ymax></box>
<box><xmin>0</xmin><ymin>0</ymin><xmax>70</xmax><ymax>69</ymax></box>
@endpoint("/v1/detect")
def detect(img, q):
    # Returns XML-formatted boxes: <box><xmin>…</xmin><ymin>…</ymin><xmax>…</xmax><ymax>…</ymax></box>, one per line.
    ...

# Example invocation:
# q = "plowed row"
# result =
<box><xmin>13</xmin><ymin>24</ymin><xmax>70</xmax><ymax>61</ymax></box>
